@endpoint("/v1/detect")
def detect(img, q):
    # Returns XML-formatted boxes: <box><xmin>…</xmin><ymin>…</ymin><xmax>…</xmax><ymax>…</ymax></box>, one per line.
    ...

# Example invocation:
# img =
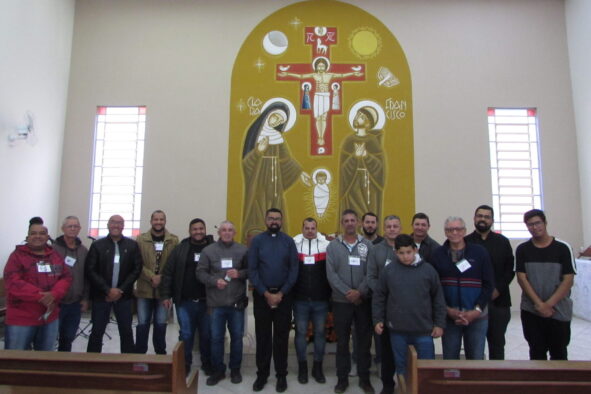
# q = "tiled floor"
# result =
<box><xmin>2</xmin><ymin>310</ymin><xmax>590</xmax><ymax>393</ymax></box>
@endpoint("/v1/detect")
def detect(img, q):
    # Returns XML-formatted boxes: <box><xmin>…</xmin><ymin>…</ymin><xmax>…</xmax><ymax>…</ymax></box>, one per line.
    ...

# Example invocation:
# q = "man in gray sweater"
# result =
<box><xmin>196</xmin><ymin>221</ymin><xmax>248</xmax><ymax>386</ymax></box>
<box><xmin>326</xmin><ymin>209</ymin><xmax>374</xmax><ymax>394</ymax></box>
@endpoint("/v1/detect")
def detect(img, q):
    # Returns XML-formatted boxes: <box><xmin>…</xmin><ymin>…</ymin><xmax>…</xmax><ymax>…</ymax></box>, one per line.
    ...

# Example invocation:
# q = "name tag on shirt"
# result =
<box><xmin>304</xmin><ymin>256</ymin><xmax>315</xmax><ymax>265</ymax></box>
<box><xmin>194</xmin><ymin>253</ymin><xmax>201</xmax><ymax>262</ymax></box>
<box><xmin>114</xmin><ymin>255</ymin><xmax>120</xmax><ymax>264</ymax></box>
<box><xmin>37</xmin><ymin>261</ymin><xmax>51</xmax><ymax>273</ymax></box>
<box><xmin>349</xmin><ymin>256</ymin><xmax>361</xmax><ymax>266</ymax></box>
<box><xmin>456</xmin><ymin>258</ymin><xmax>471</xmax><ymax>273</ymax></box>
<box><xmin>154</xmin><ymin>242</ymin><xmax>164</xmax><ymax>252</ymax></box>
<box><xmin>221</xmin><ymin>258</ymin><xmax>233</xmax><ymax>268</ymax></box>
<box><xmin>65</xmin><ymin>256</ymin><xmax>77</xmax><ymax>267</ymax></box>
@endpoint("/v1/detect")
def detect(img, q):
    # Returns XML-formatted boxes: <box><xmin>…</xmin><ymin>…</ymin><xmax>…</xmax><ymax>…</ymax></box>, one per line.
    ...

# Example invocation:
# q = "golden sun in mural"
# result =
<box><xmin>349</xmin><ymin>27</ymin><xmax>382</xmax><ymax>59</ymax></box>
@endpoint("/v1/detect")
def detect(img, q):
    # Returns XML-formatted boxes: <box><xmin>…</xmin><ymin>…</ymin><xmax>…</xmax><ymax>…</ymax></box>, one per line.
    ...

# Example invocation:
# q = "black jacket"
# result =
<box><xmin>159</xmin><ymin>237</ymin><xmax>213</xmax><ymax>304</ymax></box>
<box><xmin>85</xmin><ymin>235</ymin><xmax>142</xmax><ymax>301</ymax></box>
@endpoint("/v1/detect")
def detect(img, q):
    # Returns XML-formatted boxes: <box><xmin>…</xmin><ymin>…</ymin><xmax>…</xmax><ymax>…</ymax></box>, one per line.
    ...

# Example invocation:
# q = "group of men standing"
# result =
<box><xmin>2</xmin><ymin>204</ymin><xmax>576</xmax><ymax>394</ymax></box>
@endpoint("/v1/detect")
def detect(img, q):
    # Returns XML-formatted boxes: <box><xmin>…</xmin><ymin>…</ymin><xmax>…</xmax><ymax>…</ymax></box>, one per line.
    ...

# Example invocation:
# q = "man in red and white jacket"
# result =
<box><xmin>292</xmin><ymin>218</ymin><xmax>331</xmax><ymax>385</ymax></box>
<box><xmin>4</xmin><ymin>222</ymin><xmax>72</xmax><ymax>351</ymax></box>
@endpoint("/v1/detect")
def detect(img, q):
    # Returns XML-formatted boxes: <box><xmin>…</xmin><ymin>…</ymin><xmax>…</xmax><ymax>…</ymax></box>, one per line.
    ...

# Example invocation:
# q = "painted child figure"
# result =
<box><xmin>372</xmin><ymin>234</ymin><xmax>446</xmax><ymax>390</ymax></box>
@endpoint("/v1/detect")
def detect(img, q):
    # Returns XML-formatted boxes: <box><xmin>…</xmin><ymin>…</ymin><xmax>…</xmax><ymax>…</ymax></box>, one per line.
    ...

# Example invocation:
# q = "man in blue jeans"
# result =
<box><xmin>430</xmin><ymin>216</ymin><xmax>494</xmax><ymax>360</ymax></box>
<box><xmin>160</xmin><ymin>218</ymin><xmax>213</xmax><ymax>375</ymax></box>
<box><xmin>53</xmin><ymin>215</ymin><xmax>89</xmax><ymax>352</ymax></box>
<box><xmin>292</xmin><ymin>218</ymin><xmax>331</xmax><ymax>385</ymax></box>
<box><xmin>135</xmin><ymin>210</ymin><xmax>179</xmax><ymax>354</ymax></box>
<box><xmin>86</xmin><ymin>215</ymin><xmax>143</xmax><ymax>354</ymax></box>
<box><xmin>197</xmin><ymin>220</ymin><xmax>248</xmax><ymax>385</ymax></box>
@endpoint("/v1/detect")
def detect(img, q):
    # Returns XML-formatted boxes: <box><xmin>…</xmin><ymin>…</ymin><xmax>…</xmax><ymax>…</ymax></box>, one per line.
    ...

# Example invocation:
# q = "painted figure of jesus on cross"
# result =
<box><xmin>277</xmin><ymin>26</ymin><xmax>365</xmax><ymax>156</ymax></box>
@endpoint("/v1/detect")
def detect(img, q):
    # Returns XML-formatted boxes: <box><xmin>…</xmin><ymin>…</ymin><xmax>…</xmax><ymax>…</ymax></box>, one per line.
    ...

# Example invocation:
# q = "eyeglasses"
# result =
<box><xmin>65</xmin><ymin>225</ymin><xmax>81</xmax><ymax>229</ymax></box>
<box><xmin>266</xmin><ymin>216</ymin><xmax>282</xmax><ymax>222</ymax></box>
<box><xmin>445</xmin><ymin>227</ymin><xmax>465</xmax><ymax>233</ymax></box>
<box><xmin>526</xmin><ymin>220</ymin><xmax>544</xmax><ymax>228</ymax></box>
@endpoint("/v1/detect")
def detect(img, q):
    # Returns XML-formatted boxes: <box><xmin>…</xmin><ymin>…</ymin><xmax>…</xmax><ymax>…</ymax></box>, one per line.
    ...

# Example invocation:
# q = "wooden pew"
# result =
<box><xmin>407</xmin><ymin>345</ymin><xmax>591</xmax><ymax>394</ymax></box>
<box><xmin>0</xmin><ymin>341</ymin><xmax>197</xmax><ymax>393</ymax></box>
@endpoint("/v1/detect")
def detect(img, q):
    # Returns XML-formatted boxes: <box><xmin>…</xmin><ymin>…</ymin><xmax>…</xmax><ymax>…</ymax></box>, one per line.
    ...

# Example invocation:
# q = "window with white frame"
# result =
<box><xmin>89</xmin><ymin>106</ymin><xmax>146</xmax><ymax>239</ymax></box>
<box><xmin>488</xmin><ymin>107</ymin><xmax>542</xmax><ymax>239</ymax></box>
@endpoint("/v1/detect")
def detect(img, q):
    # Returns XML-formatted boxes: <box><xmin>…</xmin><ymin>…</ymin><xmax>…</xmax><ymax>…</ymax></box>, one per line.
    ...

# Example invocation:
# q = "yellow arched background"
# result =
<box><xmin>227</xmin><ymin>0</ymin><xmax>414</xmax><ymax>240</ymax></box>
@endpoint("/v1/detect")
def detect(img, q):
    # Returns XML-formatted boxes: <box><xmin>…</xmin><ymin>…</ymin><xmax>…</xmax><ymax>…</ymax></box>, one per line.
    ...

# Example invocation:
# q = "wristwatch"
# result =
<box><xmin>474</xmin><ymin>305</ymin><xmax>483</xmax><ymax>313</ymax></box>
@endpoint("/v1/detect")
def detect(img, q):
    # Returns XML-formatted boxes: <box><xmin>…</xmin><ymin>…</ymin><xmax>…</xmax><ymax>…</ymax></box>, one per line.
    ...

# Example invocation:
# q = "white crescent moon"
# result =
<box><xmin>261</xmin><ymin>98</ymin><xmax>297</xmax><ymax>132</ymax></box>
<box><xmin>348</xmin><ymin>100</ymin><xmax>386</xmax><ymax>130</ymax></box>
<box><xmin>263</xmin><ymin>31</ymin><xmax>288</xmax><ymax>55</ymax></box>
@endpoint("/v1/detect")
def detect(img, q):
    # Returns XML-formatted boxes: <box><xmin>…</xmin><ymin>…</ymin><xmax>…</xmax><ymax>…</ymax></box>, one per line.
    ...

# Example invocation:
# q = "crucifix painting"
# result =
<box><xmin>277</xmin><ymin>27</ymin><xmax>365</xmax><ymax>156</ymax></box>
<box><xmin>226</xmin><ymin>0</ymin><xmax>415</xmax><ymax>240</ymax></box>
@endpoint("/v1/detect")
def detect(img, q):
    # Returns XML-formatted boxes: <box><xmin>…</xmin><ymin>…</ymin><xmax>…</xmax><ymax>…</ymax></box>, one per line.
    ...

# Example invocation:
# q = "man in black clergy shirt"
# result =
<box><xmin>465</xmin><ymin>205</ymin><xmax>514</xmax><ymax>360</ymax></box>
<box><xmin>248</xmin><ymin>208</ymin><xmax>299</xmax><ymax>393</ymax></box>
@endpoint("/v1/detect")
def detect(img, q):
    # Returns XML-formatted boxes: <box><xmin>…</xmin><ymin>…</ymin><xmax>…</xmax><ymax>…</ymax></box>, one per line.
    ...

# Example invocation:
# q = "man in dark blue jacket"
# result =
<box><xmin>430</xmin><ymin>216</ymin><xmax>494</xmax><ymax>360</ymax></box>
<box><xmin>248</xmin><ymin>208</ymin><xmax>298</xmax><ymax>393</ymax></box>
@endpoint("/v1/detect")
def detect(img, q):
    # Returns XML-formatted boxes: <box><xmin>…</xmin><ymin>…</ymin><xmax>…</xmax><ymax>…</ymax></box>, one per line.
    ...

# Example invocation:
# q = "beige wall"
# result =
<box><xmin>0</xmin><ymin>0</ymin><xmax>75</xmax><ymax>268</ymax></box>
<box><xmin>566</xmin><ymin>0</ymin><xmax>591</xmax><ymax>247</ymax></box>
<box><xmin>59</xmin><ymin>0</ymin><xmax>582</xmax><ymax>254</ymax></box>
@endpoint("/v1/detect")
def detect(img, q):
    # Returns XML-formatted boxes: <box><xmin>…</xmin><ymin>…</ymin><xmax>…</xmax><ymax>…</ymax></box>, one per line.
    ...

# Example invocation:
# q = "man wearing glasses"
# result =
<box><xmin>430</xmin><ymin>216</ymin><xmax>494</xmax><ymax>360</ymax></box>
<box><xmin>465</xmin><ymin>205</ymin><xmax>514</xmax><ymax>360</ymax></box>
<box><xmin>248</xmin><ymin>208</ymin><xmax>299</xmax><ymax>392</ymax></box>
<box><xmin>516</xmin><ymin>209</ymin><xmax>575</xmax><ymax>360</ymax></box>
<box><xmin>53</xmin><ymin>216</ymin><xmax>89</xmax><ymax>351</ymax></box>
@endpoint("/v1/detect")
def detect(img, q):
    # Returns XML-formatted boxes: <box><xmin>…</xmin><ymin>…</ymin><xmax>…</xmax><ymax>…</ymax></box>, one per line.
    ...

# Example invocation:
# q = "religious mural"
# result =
<box><xmin>227</xmin><ymin>0</ymin><xmax>414</xmax><ymax>242</ymax></box>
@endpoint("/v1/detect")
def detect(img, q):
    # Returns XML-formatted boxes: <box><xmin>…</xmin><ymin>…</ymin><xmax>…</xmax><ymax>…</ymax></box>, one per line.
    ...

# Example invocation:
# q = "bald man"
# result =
<box><xmin>86</xmin><ymin>215</ymin><xmax>142</xmax><ymax>353</ymax></box>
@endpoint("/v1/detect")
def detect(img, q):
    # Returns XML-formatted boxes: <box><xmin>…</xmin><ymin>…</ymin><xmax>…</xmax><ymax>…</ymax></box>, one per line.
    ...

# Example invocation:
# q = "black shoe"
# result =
<box><xmin>298</xmin><ymin>361</ymin><xmax>308</xmax><ymax>384</ymax></box>
<box><xmin>230</xmin><ymin>368</ymin><xmax>242</xmax><ymax>384</ymax></box>
<box><xmin>359</xmin><ymin>380</ymin><xmax>375</xmax><ymax>394</ymax></box>
<box><xmin>276</xmin><ymin>376</ymin><xmax>287</xmax><ymax>392</ymax></box>
<box><xmin>379</xmin><ymin>384</ymin><xmax>395</xmax><ymax>394</ymax></box>
<box><xmin>253</xmin><ymin>377</ymin><xmax>267</xmax><ymax>392</ymax></box>
<box><xmin>311</xmin><ymin>361</ymin><xmax>326</xmax><ymax>383</ymax></box>
<box><xmin>334</xmin><ymin>378</ymin><xmax>349</xmax><ymax>393</ymax></box>
<box><xmin>206</xmin><ymin>372</ymin><xmax>225</xmax><ymax>386</ymax></box>
<box><xmin>201</xmin><ymin>364</ymin><xmax>214</xmax><ymax>376</ymax></box>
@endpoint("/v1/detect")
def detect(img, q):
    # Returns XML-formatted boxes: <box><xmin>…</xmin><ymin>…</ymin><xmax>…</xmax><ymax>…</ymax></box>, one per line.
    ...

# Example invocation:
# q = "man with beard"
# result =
<box><xmin>135</xmin><ymin>210</ymin><xmax>179</xmax><ymax>354</ymax></box>
<box><xmin>362</xmin><ymin>212</ymin><xmax>384</xmax><ymax>245</ymax></box>
<box><xmin>327</xmin><ymin>209</ymin><xmax>374</xmax><ymax>394</ymax></box>
<box><xmin>248</xmin><ymin>208</ymin><xmax>299</xmax><ymax>392</ymax></box>
<box><xmin>465</xmin><ymin>205</ymin><xmax>514</xmax><ymax>360</ymax></box>
<box><xmin>410</xmin><ymin>213</ymin><xmax>440</xmax><ymax>263</ymax></box>
<box><xmin>367</xmin><ymin>215</ymin><xmax>402</xmax><ymax>394</ymax></box>
<box><xmin>160</xmin><ymin>218</ymin><xmax>213</xmax><ymax>375</ymax></box>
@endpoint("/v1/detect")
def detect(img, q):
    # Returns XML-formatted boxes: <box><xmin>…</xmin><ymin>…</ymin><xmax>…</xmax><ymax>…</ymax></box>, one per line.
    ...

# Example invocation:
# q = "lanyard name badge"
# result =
<box><xmin>221</xmin><ymin>258</ymin><xmax>233</xmax><ymax>269</ymax></box>
<box><xmin>37</xmin><ymin>261</ymin><xmax>52</xmax><ymax>273</ymax></box>
<box><xmin>194</xmin><ymin>253</ymin><xmax>201</xmax><ymax>262</ymax></box>
<box><xmin>304</xmin><ymin>255</ymin><xmax>315</xmax><ymax>265</ymax></box>
<box><xmin>456</xmin><ymin>258</ymin><xmax>471</xmax><ymax>273</ymax></box>
<box><xmin>154</xmin><ymin>242</ymin><xmax>164</xmax><ymax>252</ymax></box>
<box><xmin>114</xmin><ymin>254</ymin><xmax>120</xmax><ymax>264</ymax></box>
<box><xmin>64</xmin><ymin>256</ymin><xmax>77</xmax><ymax>267</ymax></box>
<box><xmin>349</xmin><ymin>256</ymin><xmax>361</xmax><ymax>266</ymax></box>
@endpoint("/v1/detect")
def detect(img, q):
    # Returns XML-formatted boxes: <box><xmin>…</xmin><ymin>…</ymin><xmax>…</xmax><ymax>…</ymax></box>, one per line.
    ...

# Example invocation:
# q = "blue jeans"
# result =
<box><xmin>176</xmin><ymin>299</ymin><xmax>211</xmax><ymax>370</ymax></box>
<box><xmin>136</xmin><ymin>298</ymin><xmax>169</xmax><ymax>354</ymax></box>
<box><xmin>5</xmin><ymin>319</ymin><xmax>59</xmax><ymax>351</ymax></box>
<box><xmin>390</xmin><ymin>332</ymin><xmax>435</xmax><ymax>375</ymax></box>
<box><xmin>442</xmin><ymin>317</ymin><xmax>488</xmax><ymax>360</ymax></box>
<box><xmin>293</xmin><ymin>300</ymin><xmax>328</xmax><ymax>362</ymax></box>
<box><xmin>210</xmin><ymin>306</ymin><xmax>245</xmax><ymax>374</ymax></box>
<box><xmin>87</xmin><ymin>298</ymin><xmax>135</xmax><ymax>353</ymax></box>
<box><xmin>58</xmin><ymin>302</ymin><xmax>82</xmax><ymax>351</ymax></box>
